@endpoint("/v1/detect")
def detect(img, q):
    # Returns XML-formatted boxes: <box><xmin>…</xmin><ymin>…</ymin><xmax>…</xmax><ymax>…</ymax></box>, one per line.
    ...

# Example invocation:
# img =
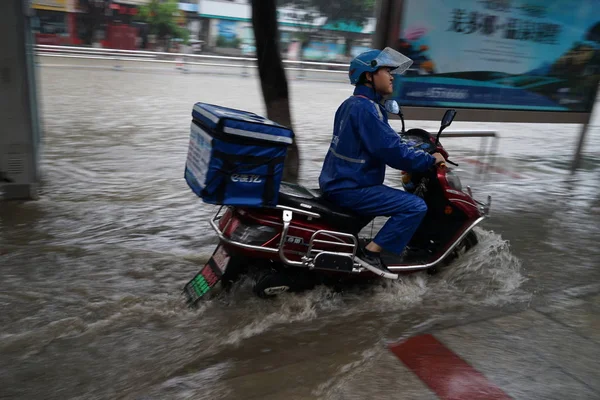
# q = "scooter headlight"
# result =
<box><xmin>445</xmin><ymin>170</ymin><xmax>463</xmax><ymax>191</ymax></box>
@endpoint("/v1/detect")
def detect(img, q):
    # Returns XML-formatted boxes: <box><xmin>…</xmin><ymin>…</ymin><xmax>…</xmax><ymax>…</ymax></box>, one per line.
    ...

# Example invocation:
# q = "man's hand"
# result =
<box><xmin>433</xmin><ymin>152</ymin><xmax>446</xmax><ymax>165</ymax></box>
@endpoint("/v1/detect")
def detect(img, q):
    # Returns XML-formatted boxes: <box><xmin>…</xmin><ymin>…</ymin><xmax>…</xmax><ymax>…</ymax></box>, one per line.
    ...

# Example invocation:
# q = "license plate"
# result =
<box><xmin>211</xmin><ymin>246</ymin><xmax>231</xmax><ymax>273</ymax></box>
<box><xmin>183</xmin><ymin>245</ymin><xmax>231</xmax><ymax>306</ymax></box>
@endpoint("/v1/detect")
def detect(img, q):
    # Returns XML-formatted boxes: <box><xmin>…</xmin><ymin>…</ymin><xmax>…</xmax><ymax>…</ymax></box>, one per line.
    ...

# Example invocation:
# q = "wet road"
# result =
<box><xmin>1</xmin><ymin>63</ymin><xmax>599</xmax><ymax>399</ymax></box>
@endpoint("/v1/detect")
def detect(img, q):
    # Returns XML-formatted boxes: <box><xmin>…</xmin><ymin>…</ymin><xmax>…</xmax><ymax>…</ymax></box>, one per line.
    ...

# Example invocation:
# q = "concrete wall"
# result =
<box><xmin>0</xmin><ymin>0</ymin><xmax>40</xmax><ymax>199</ymax></box>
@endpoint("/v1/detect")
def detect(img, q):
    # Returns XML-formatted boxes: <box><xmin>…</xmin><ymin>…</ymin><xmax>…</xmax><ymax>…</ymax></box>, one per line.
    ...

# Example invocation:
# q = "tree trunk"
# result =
<box><xmin>82</xmin><ymin>3</ymin><xmax>104</xmax><ymax>46</ymax></box>
<box><xmin>251</xmin><ymin>0</ymin><xmax>300</xmax><ymax>183</ymax></box>
<box><xmin>82</xmin><ymin>12</ymin><xmax>96</xmax><ymax>45</ymax></box>
<box><xmin>344</xmin><ymin>37</ymin><xmax>353</xmax><ymax>58</ymax></box>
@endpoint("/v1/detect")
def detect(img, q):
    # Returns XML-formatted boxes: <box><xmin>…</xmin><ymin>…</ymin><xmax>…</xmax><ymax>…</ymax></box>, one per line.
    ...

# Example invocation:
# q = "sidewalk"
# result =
<box><xmin>397</xmin><ymin>287</ymin><xmax>600</xmax><ymax>399</ymax></box>
<box><xmin>175</xmin><ymin>282</ymin><xmax>600</xmax><ymax>400</ymax></box>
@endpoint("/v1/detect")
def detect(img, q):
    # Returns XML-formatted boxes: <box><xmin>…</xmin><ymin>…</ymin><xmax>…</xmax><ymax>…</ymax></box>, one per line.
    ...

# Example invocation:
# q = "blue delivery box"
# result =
<box><xmin>185</xmin><ymin>103</ymin><xmax>294</xmax><ymax>207</ymax></box>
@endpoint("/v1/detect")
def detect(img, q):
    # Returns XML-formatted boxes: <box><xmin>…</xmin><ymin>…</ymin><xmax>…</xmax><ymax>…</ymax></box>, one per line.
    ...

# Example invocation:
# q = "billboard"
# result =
<box><xmin>391</xmin><ymin>0</ymin><xmax>600</xmax><ymax>116</ymax></box>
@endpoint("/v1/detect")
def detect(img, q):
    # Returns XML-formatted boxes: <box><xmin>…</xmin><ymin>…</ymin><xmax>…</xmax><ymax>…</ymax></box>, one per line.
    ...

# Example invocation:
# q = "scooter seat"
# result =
<box><xmin>278</xmin><ymin>182</ymin><xmax>371</xmax><ymax>233</ymax></box>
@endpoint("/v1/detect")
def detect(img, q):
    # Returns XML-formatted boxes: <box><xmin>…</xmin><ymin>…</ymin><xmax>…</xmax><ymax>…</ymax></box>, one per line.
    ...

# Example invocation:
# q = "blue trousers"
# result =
<box><xmin>326</xmin><ymin>185</ymin><xmax>427</xmax><ymax>255</ymax></box>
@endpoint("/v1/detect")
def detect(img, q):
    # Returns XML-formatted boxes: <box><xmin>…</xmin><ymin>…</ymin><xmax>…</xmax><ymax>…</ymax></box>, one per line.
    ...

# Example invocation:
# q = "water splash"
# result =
<box><xmin>136</xmin><ymin>361</ymin><xmax>233</xmax><ymax>400</ymax></box>
<box><xmin>188</xmin><ymin>228</ymin><xmax>528</xmax><ymax>349</ymax></box>
<box><xmin>340</xmin><ymin>228</ymin><xmax>527</xmax><ymax>313</ymax></box>
<box><xmin>434</xmin><ymin>228</ymin><xmax>528</xmax><ymax>305</ymax></box>
<box><xmin>313</xmin><ymin>346</ymin><xmax>389</xmax><ymax>399</ymax></box>
<box><xmin>221</xmin><ymin>284</ymin><xmax>344</xmax><ymax>346</ymax></box>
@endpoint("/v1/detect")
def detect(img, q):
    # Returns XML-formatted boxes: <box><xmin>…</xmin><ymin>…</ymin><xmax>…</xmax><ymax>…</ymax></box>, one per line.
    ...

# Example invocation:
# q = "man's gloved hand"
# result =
<box><xmin>433</xmin><ymin>152</ymin><xmax>446</xmax><ymax>165</ymax></box>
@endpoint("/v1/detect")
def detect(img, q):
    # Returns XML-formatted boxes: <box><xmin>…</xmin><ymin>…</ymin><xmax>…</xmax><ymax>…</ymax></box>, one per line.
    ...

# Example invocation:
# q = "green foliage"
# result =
<box><xmin>216</xmin><ymin>36</ymin><xmax>242</xmax><ymax>48</ymax></box>
<box><xmin>176</xmin><ymin>25</ymin><xmax>190</xmax><ymax>44</ymax></box>
<box><xmin>277</xmin><ymin>0</ymin><xmax>375</xmax><ymax>26</ymax></box>
<box><xmin>137</xmin><ymin>0</ymin><xmax>188</xmax><ymax>42</ymax></box>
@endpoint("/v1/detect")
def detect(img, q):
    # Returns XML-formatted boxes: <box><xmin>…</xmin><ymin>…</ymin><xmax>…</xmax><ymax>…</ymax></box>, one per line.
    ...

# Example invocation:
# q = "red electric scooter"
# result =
<box><xmin>184</xmin><ymin>104</ymin><xmax>491</xmax><ymax>304</ymax></box>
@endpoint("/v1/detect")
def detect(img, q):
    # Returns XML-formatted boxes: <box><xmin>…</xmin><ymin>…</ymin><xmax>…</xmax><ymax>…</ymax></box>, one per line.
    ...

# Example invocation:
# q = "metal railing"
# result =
<box><xmin>441</xmin><ymin>130</ymin><xmax>499</xmax><ymax>175</ymax></box>
<box><xmin>34</xmin><ymin>44</ymin><xmax>348</xmax><ymax>78</ymax></box>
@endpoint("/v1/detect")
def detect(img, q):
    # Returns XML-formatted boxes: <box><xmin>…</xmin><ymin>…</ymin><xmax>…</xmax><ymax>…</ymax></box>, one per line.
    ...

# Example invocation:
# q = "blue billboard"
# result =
<box><xmin>392</xmin><ymin>0</ymin><xmax>600</xmax><ymax>113</ymax></box>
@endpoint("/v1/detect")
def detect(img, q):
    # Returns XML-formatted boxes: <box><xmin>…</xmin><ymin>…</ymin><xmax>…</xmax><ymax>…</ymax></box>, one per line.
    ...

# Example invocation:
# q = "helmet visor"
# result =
<box><xmin>374</xmin><ymin>47</ymin><xmax>413</xmax><ymax>75</ymax></box>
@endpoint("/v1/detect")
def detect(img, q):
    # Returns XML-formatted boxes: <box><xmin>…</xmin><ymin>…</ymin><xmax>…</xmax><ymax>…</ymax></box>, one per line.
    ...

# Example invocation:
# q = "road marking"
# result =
<box><xmin>389</xmin><ymin>334</ymin><xmax>512</xmax><ymax>400</ymax></box>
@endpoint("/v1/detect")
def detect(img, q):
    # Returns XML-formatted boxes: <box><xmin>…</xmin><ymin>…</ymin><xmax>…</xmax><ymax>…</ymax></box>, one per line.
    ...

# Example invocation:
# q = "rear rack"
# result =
<box><xmin>209</xmin><ymin>207</ymin><xmax>364</xmax><ymax>272</ymax></box>
<box><xmin>209</xmin><ymin>203</ymin><xmax>490</xmax><ymax>276</ymax></box>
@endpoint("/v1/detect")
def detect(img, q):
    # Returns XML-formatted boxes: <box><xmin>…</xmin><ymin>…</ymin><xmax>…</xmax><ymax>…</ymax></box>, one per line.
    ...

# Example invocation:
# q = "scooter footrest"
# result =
<box><xmin>312</xmin><ymin>252</ymin><xmax>354</xmax><ymax>272</ymax></box>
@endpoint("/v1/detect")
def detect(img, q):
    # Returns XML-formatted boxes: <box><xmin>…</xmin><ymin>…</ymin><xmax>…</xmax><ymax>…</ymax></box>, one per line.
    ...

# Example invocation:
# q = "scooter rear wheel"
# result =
<box><xmin>253</xmin><ymin>269</ymin><xmax>316</xmax><ymax>298</ymax></box>
<box><xmin>254</xmin><ymin>271</ymin><xmax>293</xmax><ymax>298</ymax></box>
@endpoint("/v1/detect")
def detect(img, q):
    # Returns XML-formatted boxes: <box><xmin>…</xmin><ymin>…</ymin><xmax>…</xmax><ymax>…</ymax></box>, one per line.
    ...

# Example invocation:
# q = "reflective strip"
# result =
<box><xmin>193</xmin><ymin>106</ymin><xmax>292</xmax><ymax>144</ymax></box>
<box><xmin>193</xmin><ymin>105</ymin><xmax>219</xmax><ymax>124</ymax></box>
<box><xmin>373</xmin><ymin>102</ymin><xmax>383</xmax><ymax>120</ymax></box>
<box><xmin>329</xmin><ymin>147</ymin><xmax>365</xmax><ymax>164</ymax></box>
<box><xmin>191</xmin><ymin>121</ymin><xmax>213</xmax><ymax>143</ymax></box>
<box><xmin>223</xmin><ymin>127</ymin><xmax>293</xmax><ymax>145</ymax></box>
<box><xmin>355</xmin><ymin>95</ymin><xmax>383</xmax><ymax>121</ymax></box>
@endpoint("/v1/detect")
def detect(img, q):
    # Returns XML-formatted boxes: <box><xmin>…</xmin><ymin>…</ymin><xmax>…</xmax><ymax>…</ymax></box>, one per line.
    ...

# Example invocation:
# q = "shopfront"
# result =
<box><xmin>31</xmin><ymin>0</ymin><xmax>70</xmax><ymax>45</ymax></box>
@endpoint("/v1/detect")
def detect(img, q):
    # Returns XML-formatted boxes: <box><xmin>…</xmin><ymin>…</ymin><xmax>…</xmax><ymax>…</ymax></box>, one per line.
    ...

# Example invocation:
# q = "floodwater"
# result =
<box><xmin>1</xmin><ymin>62</ymin><xmax>599</xmax><ymax>399</ymax></box>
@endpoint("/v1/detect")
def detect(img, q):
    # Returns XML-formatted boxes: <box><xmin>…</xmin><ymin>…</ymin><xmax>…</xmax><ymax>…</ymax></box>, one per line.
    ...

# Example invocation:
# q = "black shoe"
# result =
<box><xmin>380</xmin><ymin>248</ymin><xmax>408</xmax><ymax>265</ymax></box>
<box><xmin>359</xmin><ymin>249</ymin><xmax>391</xmax><ymax>273</ymax></box>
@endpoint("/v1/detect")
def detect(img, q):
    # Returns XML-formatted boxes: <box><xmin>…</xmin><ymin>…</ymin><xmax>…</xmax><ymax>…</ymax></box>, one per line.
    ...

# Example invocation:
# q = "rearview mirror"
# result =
<box><xmin>441</xmin><ymin>109</ymin><xmax>456</xmax><ymax>129</ymax></box>
<box><xmin>384</xmin><ymin>99</ymin><xmax>400</xmax><ymax>115</ymax></box>
<box><xmin>384</xmin><ymin>99</ymin><xmax>406</xmax><ymax>133</ymax></box>
<box><xmin>435</xmin><ymin>109</ymin><xmax>457</xmax><ymax>145</ymax></box>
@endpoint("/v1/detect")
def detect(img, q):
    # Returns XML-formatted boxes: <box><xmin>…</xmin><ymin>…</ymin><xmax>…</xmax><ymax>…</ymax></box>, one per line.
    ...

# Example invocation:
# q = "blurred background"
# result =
<box><xmin>27</xmin><ymin>0</ymin><xmax>375</xmax><ymax>60</ymax></box>
<box><xmin>1</xmin><ymin>1</ymin><xmax>599</xmax><ymax>399</ymax></box>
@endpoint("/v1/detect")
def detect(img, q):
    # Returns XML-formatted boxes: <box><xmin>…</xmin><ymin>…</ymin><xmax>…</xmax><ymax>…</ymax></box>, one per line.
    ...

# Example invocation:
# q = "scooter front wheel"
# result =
<box><xmin>428</xmin><ymin>230</ymin><xmax>479</xmax><ymax>275</ymax></box>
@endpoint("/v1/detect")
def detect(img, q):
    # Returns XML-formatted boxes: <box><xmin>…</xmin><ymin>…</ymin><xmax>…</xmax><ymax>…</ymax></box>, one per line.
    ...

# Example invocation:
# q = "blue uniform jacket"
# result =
<box><xmin>319</xmin><ymin>85</ymin><xmax>436</xmax><ymax>194</ymax></box>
